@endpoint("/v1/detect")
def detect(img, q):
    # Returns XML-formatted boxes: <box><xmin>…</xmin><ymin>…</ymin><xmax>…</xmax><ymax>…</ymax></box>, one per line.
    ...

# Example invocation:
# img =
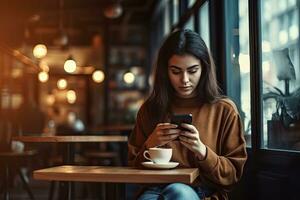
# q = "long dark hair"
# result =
<box><xmin>144</xmin><ymin>29</ymin><xmax>221</xmax><ymax>121</ymax></box>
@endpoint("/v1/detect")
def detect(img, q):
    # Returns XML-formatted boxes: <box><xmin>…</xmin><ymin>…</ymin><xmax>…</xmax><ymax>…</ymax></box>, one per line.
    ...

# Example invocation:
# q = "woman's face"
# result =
<box><xmin>168</xmin><ymin>54</ymin><xmax>202</xmax><ymax>98</ymax></box>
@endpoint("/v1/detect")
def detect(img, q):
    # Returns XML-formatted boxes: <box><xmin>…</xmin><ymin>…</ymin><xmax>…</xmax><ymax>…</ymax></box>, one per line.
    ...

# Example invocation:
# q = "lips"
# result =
<box><xmin>179</xmin><ymin>86</ymin><xmax>192</xmax><ymax>91</ymax></box>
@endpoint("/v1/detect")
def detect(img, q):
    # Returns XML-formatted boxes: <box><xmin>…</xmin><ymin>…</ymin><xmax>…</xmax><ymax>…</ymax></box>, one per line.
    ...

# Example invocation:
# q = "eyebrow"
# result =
<box><xmin>169</xmin><ymin>65</ymin><xmax>199</xmax><ymax>70</ymax></box>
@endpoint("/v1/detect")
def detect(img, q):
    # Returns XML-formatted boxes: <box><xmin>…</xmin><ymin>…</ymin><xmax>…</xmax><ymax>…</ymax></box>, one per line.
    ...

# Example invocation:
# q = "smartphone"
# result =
<box><xmin>170</xmin><ymin>114</ymin><xmax>193</xmax><ymax>131</ymax></box>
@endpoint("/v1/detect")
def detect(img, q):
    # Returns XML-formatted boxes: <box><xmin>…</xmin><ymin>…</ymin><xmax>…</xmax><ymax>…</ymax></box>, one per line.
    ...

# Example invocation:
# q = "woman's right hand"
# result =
<box><xmin>145</xmin><ymin>123</ymin><xmax>181</xmax><ymax>148</ymax></box>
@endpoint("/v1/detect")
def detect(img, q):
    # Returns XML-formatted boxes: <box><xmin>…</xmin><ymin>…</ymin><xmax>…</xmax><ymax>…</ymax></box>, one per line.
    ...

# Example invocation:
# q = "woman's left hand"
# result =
<box><xmin>179</xmin><ymin>123</ymin><xmax>207</xmax><ymax>160</ymax></box>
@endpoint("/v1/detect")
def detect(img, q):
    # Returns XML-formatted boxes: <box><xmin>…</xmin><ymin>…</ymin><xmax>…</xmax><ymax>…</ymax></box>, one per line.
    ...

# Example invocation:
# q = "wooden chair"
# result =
<box><xmin>0</xmin><ymin>150</ymin><xmax>37</xmax><ymax>200</ymax></box>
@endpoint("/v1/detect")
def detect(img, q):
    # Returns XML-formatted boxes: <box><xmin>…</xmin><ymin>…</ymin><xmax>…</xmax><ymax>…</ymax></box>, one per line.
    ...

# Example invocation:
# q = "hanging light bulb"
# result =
<box><xmin>38</xmin><ymin>71</ymin><xmax>49</xmax><ymax>82</ymax></box>
<box><xmin>123</xmin><ymin>71</ymin><xmax>135</xmax><ymax>84</ymax></box>
<box><xmin>33</xmin><ymin>44</ymin><xmax>47</xmax><ymax>59</ymax></box>
<box><xmin>66</xmin><ymin>90</ymin><xmax>76</xmax><ymax>104</ymax></box>
<box><xmin>64</xmin><ymin>55</ymin><xmax>77</xmax><ymax>73</ymax></box>
<box><xmin>92</xmin><ymin>70</ymin><xmax>105</xmax><ymax>83</ymax></box>
<box><xmin>57</xmin><ymin>78</ymin><xmax>67</xmax><ymax>89</ymax></box>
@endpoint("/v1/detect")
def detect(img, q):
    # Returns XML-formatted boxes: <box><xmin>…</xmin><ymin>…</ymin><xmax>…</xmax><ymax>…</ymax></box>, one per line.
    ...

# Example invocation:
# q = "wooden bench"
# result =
<box><xmin>33</xmin><ymin>165</ymin><xmax>199</xmax><ymax>199</ymax></box>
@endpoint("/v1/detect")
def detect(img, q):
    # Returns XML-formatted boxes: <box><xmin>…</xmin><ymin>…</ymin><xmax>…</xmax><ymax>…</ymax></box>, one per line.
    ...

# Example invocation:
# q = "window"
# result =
<box><xmin>225</xmin><ymin>0</ymin><xmax>251</xmax><ymax>146</ymax></box>
<box><xmin>188</xmin><ymin>0</ymin><xmax>196</xmax><ymax>8</ymax></box>
<box><xmin>185</xmin><ymin>16</ymin><xmax>195</xmax><ymax>30</ymax></box>
<box><xmin>260</xmin><ymin>0</ymin><xmax>300</xmax><ymax>151</ymax></box>
<box><xmin>172</xmin><ymin>0</ymin><xmax>179</xmax><ymax>26</ymax></box>
<box><xmin>238</xmin><ymin>0</ymin><xmax>251</xmax><ymax>146</ymax></box>
<box><xmin>198</xmin><ymin>1</ymin><xmax>210</xmax><ymax>48</ymax></box>
<box><xmin>164</xmin><ymin>1</ymin><xmax>171</xmax><ymax>36</ymax></box>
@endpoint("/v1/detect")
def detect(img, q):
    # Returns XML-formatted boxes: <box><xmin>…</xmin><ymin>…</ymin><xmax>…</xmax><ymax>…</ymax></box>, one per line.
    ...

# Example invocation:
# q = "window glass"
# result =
<box><xmin>238</xmin><ymin>0</ymin><xmax>251</xmax><ymax>146</ymax></box>
<box><xmin>226</xmin><ymin>0</ymin><xmax>251</xmax><ymax>146</ymax></box>
<box><xmin>261</xmin><ymin>0</ymin><xmax>300</xmax><ymax>150</ymax></box>
<box><xmin>188</xmin><ymin>0</ymin><xmax>196</xmax><ymax>8</ymax></box>
<box><xmin>172</xmin><ymin>0</ymin><xmax>179</xmax><ymax>25</ymax></box>
<box><xmin>164</xmin><ymin>1</ymin><xmax>171</xmax><ymax>36</ymax></box>
<box><xmin>185</xmin><ymin>16</ymin><xmax>195</xmax><ymax>30</ymax></box>
<box><xmin>199</xmin><ymin>1</ymin><xmax>210</xmax><ymax>48</ymax></box>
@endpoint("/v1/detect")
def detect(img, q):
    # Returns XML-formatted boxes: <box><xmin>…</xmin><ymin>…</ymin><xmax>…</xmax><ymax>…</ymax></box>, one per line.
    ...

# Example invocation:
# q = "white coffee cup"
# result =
<box><xmin>143</xmin><ymin>147</ymin><xmax>172</xmax><ymax>164</ymax></box>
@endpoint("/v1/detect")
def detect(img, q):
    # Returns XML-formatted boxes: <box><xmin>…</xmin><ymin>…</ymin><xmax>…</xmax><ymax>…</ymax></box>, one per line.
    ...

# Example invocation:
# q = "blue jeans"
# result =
<box><xmin>137</xmin><ymin>183</ymin><xmax>213</xmax><ymax>200</ymax></box>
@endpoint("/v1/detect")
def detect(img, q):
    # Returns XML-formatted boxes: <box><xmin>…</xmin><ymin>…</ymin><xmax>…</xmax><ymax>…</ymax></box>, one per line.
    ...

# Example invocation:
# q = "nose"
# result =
<box><xmin>182</xmin><ymin>72</ymin><xmax>189</xmax><ymax>85</ymax></box>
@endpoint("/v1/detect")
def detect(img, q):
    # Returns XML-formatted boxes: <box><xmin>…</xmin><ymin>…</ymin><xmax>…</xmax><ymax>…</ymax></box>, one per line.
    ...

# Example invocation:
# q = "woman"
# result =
<box><xmin>128</xmin><ymin>29</ymin><xmax>247</xmax><ymax>200</ymax></box>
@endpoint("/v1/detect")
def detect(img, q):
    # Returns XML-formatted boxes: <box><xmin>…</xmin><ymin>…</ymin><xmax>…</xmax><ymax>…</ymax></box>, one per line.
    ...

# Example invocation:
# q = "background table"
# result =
<box><xmin>12</xmin><ymin>135</ymin><xmax>128</xmax><ymax>199</ymax></box>
<box><xmin>12</xmin><ymin>135</ymin><xmax>128</xmax><ymax>164</ymax></box>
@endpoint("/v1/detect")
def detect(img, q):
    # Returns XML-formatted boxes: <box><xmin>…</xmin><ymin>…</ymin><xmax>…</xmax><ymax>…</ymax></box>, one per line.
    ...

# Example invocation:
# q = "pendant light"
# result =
<box><xmin>33</xmin><ymin>44</ymin><xmax>47</xmax><ymax>59</ymax></box>
<box><xmin>38</xmin><ymin>71</ymin><xmax>49</xmax><ymax>82</ymax></box>
<box><xmin>123</xmin><ymin>71</ymin><xmax>135</xmax><ymax>84</ymax></box>
<box><xmin>92</xmin><ymin>70</ymin><xmax>105</xmax><ymax>83</ymax></box>
<box><xmin>64</xmin><ymin>55</ymin><xmax>77</xmax><ymax>73</ymax></box>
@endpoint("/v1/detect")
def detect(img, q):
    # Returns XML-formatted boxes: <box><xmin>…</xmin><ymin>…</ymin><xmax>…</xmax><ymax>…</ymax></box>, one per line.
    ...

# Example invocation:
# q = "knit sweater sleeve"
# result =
<box><xmin>196</xmin><ymin>107</ymin><xmax>247</xmax><ymax>190</ymax></box>
<box><xmin>128</xmin><ymin>105</ymin><xmax>150</xmax><ymax>167</ymax></box>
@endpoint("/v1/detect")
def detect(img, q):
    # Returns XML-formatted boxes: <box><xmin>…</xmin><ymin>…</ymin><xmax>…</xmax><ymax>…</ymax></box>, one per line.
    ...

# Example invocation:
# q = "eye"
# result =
<box><xmin>188</xmin><ymin>69</ymin><xmax>198</xmax><ymax>74</ymax></box>
<box><xmin>171</xmin><ymin>70</ymin><xmax>181</xmax><ymax>75</ymax></box>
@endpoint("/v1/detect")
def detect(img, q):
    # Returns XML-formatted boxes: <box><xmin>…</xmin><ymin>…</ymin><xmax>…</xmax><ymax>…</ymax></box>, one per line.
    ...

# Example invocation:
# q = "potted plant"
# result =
<box><xmin>263</xmin><ymin>48</ymin><xmax>300</xmax><ymax>149</ymax></box>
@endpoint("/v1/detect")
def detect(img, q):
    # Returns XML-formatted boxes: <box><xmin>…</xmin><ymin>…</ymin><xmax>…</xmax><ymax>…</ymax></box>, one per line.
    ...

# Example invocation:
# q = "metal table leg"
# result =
<box><xmin>18</xmin><ymin>169</ymin><xmax>35</xmax><ymax>200</ymax></box>
<box><xmin>4</xmin><ymin>163</ymin><xmax>9</xmax><ymax>200</ymax></box>
<box><xmin>59</xmin><ymin>143</ymin><xmax>75</xmax><ymax>200</ymax></box>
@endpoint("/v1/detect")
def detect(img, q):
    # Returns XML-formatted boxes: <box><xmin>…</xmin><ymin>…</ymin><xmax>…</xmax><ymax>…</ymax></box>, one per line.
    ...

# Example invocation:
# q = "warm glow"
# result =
<box><xmin>33</xmin><ymin>44</ymin><xmax>47</xmax><ymax>59</ymax></box>
<box><xmin>123</xmin><ymin>72</ymin><xmax>135</xmax><ymax>84</ymax></box>
<box><xmin>262</xmin><ymin>41</ymin><xmax>271</xmax><ymax>53</ymax></box>
<box><xmin>92</xmin><ymin>70</ymin><xmax>105</xmax><ymax>83</ymax></box>
<box><xmin>279</xmin><ymin>30</ymin><xmax>288</xmax><ymax>45</ymax></box>
<box><xmin>46</xmin><ymin>95</ymin><xmax>55</xmax><ymax>106</ymax></box>
<box><xmin>262</xmin><ymin>61</ymin><xmax>270</xmax><ymax>73</ymax></box>
<box><xmin>39</xmin><ymin>60</ymin><xmax>49</xmax><ymax>72</ymax></box>
<box><xmin>67</xmin><ymin>90</ymin><xmax>76</xmax><ymax>104</ymax></box>
<box><xmin>57</xmin><ymin>78</ymin><xmax>67</xmax><ymax>89</ymax></box>
<box><xmin>64</xmin><ymin>59</ymin><xmax>77</xmax><ymax>73</ymax></box>
<box><xmin>238</xmin><ymin>53</ymin><xmax>250</xmax><ymax>74</ymax></box>
<box><xmin>289</xmin><ymin>25</ymin><xmax>299</xmax><ymax>40</ymax></box>
<box><xmin>38</xmin><ymin>71</ymin><xmax>49</xmax><ymax>82</ymax></box>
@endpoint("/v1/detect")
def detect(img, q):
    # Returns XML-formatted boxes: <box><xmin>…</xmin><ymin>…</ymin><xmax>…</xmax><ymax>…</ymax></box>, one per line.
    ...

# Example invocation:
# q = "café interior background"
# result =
<box><xmin>1</xmin><ymin>0</ymin><xmax>300</xmax><ymax>199</ymax></box>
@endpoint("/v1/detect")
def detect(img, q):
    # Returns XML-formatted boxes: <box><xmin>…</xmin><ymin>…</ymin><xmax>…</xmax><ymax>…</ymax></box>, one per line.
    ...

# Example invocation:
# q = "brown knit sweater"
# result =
<box><xmin>128</xmin><ymin>96</ymin><xmax>247</xmax><ymax>200</ymax></box>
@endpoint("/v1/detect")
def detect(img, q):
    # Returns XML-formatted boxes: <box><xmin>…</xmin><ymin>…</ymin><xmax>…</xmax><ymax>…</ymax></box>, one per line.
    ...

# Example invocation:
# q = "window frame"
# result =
<box><xmin>154</xmin><ymin>0</ymin><xmax>300</xmax><ymax>159</ymax></box>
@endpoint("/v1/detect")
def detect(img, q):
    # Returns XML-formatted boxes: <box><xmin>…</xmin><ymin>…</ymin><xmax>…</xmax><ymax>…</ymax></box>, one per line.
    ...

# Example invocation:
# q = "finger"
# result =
<box><xmin>156</xmin><ymin>129</ymin><xmax>180</xmax><ymax>136</ymax></box>
<box><xmin>160</xmin><ymin>134</ymin><xmax>179</xmax><ymax>141</ymax></box>
<box><xmin>180</xmin><ymin>123</ymin><xmax>197</xmax><ymax>133</ymax></box>
<box><xmin>164</xmin><ymin>129</ymin><xmax>181</xmax><ymax>135</ymax></box>
<box><xmin>179</xmin><ymin>140</ymin><xmax>192</xmax><ymax>148</ymax></box>
<box><xmin>180</xmin><ymin>131</ymin><xmax>198</xmax><ymax>139</ymax></box>
<box><xmin>179</xmin><ymin>136</ymin><xmax>197</xmax><ymax>145</ymax></box>
<box><xmin>157</xmin><ymin>123</ymin><xmax>178</xmax><ymax>130</ymax></box>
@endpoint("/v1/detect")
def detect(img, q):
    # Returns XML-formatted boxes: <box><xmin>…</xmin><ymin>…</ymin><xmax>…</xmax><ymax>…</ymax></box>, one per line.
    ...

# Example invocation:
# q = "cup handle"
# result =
<box><xmin>143</xmin><ymin>150</ymin><xmax>152</xmax><ymax>161</ymax></box>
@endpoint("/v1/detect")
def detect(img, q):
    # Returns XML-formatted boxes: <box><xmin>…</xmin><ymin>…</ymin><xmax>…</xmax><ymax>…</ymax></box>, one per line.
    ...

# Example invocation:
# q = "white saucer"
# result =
<box><xmin>141</xmin><ymin>161</ymin><xmax>179</xmax><ymax>169</ymax></box>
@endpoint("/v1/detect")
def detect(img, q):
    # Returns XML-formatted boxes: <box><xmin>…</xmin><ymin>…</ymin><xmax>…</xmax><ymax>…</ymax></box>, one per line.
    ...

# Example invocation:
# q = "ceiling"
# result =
<box><xmin>0</xmin><ymin>0</ymin><xmax>156</xmax><ymax>47</ymax></box>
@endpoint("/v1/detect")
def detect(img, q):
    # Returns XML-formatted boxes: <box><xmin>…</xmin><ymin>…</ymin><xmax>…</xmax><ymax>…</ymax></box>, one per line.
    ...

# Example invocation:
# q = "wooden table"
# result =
<box><xmin>12</xmin><ymin>135</ymin><xmax>128</xmax><ymax>164</ymax></box>
<box><xmin>12</xmin><ymin>135</ymin><xmax>128</xmax><ymax>200</ymax></box>
<box><xmin>34</xmin><ymin>165</ymin><xmax>200</xmax><ymax>199</ymax></box>
<box><xmin>13</xmin><ymin>135</ymin><xmax>128</xmax><ymax>143</ymax></box>
<box><xmin>34</xmin><ymin>165</ymin><xmax>199</xmax><ymax>184</ymax></box>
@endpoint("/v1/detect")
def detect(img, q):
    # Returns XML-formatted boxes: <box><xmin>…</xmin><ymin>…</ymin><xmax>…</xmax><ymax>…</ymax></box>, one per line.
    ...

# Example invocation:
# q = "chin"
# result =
<box><xmin>178</xmin><ymin>92</ymin><xmax>193</xmax><ymax>98</ymax></box>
